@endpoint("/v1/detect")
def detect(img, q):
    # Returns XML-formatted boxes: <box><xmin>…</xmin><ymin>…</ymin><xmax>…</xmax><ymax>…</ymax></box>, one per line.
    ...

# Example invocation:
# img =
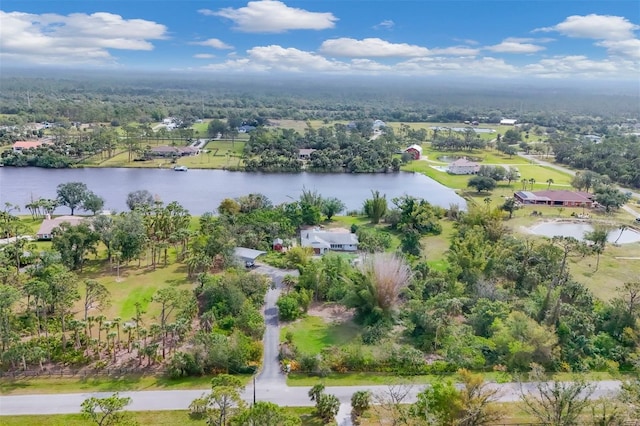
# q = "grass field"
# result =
<box><xmin>0</xmin><ymin>407</ymin><xmax>321</xmax><ymax>426</ymax></box>
<box><xmin>0</xmin><ymin>374</ymin><xmax>217</xmax><ymax>395</ymax></box>
<box><xmin>77</xmin><ymin>259</ymin><xmax>192</xmax><ymax>320</ymax></box>
<box><xmin>280</xmin><ymin>315</ymin><xmax>361</xmax><ymax>355</ymax></box>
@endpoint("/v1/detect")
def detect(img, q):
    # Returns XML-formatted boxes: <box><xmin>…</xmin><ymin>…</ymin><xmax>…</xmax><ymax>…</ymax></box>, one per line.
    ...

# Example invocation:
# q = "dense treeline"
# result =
<box><xmin>550</xmin><ymin>135</ymin><xmax>640</xmax><ymax>188</ymax></box>
<box><xmin>244</xmin><ymin>124</ymin><xmax>402</xmax><ymax>173</ymax></box>
<box><xmin>1</xmin><ymin>73</ymin><xmax>637</xmax><ymax>131</ymax></box>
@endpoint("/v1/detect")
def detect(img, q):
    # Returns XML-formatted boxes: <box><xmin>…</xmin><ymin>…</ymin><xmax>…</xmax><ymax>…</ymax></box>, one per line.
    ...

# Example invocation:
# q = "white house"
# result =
<box><xmin>447</xmin><ymin>158</ymin><xmax>481</xmax><ymax>175</ymax></box>
<box><xmin>372</xmin><ymin>119</ymin><xmax>386</xmax><ymax>129</ymax></box>
<box><xmin>36</xmin><ymin>215</ymin><xmax>86</xmax><ymax>240</ymax></box>
<box><xmin>500</xmin><ymin>119</ymin><xmax>517</xmax><ymax>125</ymax></box>
<box><xmin>300</xmin><ymin>228</ymin><xmax>359</xmax><ymax>255</ymax></box>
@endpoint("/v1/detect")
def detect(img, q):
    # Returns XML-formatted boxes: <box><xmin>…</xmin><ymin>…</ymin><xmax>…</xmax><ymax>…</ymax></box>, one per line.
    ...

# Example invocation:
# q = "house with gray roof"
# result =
<box><xmin>300</xmin><ymin>228</ymin><xmax>359</xmax><ymax>255</ymax></box>
<box><xmin>36</xmin><ymin>215</ymin><xmax>86</xmax><ymax>240</ymax></box>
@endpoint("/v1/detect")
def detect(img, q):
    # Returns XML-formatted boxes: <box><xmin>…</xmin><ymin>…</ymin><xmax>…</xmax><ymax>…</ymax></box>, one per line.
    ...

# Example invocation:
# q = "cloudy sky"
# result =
<box><xmin>1</xmin><ymin>0</ymin><xmax>639</xmax><ymax>80</ymax></box>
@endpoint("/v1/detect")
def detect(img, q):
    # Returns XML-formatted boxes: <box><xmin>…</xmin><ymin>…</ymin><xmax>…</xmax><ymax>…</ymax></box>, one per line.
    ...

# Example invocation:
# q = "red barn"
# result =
<box><xmin>404</xmin><ymin>144</ymin><xmax>423</xmax><ymax>160</ymax></box>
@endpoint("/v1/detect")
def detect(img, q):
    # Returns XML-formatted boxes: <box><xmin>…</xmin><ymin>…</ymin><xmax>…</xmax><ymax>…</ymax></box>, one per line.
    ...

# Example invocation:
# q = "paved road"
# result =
<box><xmin>252</xmin><ymin>264</ymin><xmax>297</xmax><ymax>388</ymax></box>
<box><xmin>0</xmin><ymin>380</ymin><xmax>623</xmax><ymax>416</ymax></box>
<box><xmin>0</xmin><ymin>261</ymin><xmax>625</xmax><ymax>418</ymax></box>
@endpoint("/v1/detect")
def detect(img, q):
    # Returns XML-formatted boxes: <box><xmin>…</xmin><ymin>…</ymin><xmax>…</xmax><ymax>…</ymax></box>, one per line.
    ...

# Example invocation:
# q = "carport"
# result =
<box><xmin>234</xmin><ymin>247</ymin><xmax>267</xmax><ymax>266</ymax></box>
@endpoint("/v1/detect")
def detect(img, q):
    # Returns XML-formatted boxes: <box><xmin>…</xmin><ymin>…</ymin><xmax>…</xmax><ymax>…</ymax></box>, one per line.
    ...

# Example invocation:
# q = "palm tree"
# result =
<box><xmin>585</xmin><ymin>225</ymin><xmax>611</xmax><ymax>272</ymax></box>
<box><xmin>529</xmin><ymin>178</ymin><xmax>536</xmax><ymax>190</ymax></box>
<box><xmin>521</xmin><ymin>179</ymin><xmax>528</xmax><ymax>190</ymax></box>
<box><xmin>614</xmin><ymin>225</ymin><xmax>628</xmax><ymax>244</ymax></box>
<box><xmin>546</xmin><ymin>178</ymin><xmax>554</xmax><ymax>189</ymax></box>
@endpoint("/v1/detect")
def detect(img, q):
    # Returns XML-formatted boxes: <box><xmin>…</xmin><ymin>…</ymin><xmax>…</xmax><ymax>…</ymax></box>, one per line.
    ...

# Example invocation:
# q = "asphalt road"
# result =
<box><xmin>252</xmin><ymin>264</ymin><xmax>297</xmax><ymax>388</ymax></box>
<box><xmin>0</xmin><ymin>262</ymin><xmax>626</xmax><ymax>418</ymax></box>
<box><xmin>0</xmin><ymin>381</ymin><xmax>623</xmax><ymax>415</ymax></box>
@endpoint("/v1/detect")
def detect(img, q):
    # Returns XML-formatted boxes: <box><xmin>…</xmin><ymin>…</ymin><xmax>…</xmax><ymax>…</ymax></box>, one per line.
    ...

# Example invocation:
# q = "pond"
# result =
<box><xmin>0</xmin><ymin>167</ymin><xmax>466</xmax><ymax>215</ymax></box>
<box><xmin>529</xmin><ymin>221</ymin><xmax>640</xmax><ymax>244</ymax></box>
<box><xmin>437</xmin><ymin>155</ymin><xmax>483</xmax><ymax>163</ymax></box>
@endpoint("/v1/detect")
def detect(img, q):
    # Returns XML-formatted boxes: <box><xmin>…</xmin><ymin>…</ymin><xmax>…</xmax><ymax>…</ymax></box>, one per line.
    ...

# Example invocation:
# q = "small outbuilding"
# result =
<box><xmin>404</xmin><ymin>144</ymin><xmax>423</xmax><ymax>160</ymax></box>
<box><xmin>234</xmin><ymin>247</ymin><xmax>266</xmax><ymax>266</ymax></box>
<box><xmin>272</xmin><ymin>238</ymin><xmax>284</xmax><ymax>251</ymax></box>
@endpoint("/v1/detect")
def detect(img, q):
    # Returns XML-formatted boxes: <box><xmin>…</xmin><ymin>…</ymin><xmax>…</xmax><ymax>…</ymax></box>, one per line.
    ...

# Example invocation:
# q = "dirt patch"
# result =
<box><xmin>307</xmin><ymin>302</ymin><xmax>354</xmax><ymax>323</ymax></box>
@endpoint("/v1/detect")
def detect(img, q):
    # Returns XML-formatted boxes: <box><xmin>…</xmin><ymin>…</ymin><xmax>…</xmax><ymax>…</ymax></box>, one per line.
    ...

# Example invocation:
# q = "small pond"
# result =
<box><xmin>437</xmin><ymin>155</ymin><xmax>483</xmax><ymax>163</ymax></box>
<box><xmin>529</xmin><ymin>222</ymin><xmax>640</xmax><ymax>244</ymax></box>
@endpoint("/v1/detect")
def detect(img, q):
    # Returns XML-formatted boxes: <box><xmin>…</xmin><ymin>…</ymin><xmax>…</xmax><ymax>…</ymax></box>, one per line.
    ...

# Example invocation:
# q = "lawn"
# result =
<box><xmin>280</xmin><ymin>315</ymin><xmax>361</xmax><ymax>355</ymax></box>
<box><xmin>0</xmin><ymin>407</ymin><xmax>319</xmax><ymax>426</ymax></box>
<box><xmin>76</xmin><ymin>259</ymin><xmax>192</xmax><ymax>321</ymax></box>
<box><xmin>0</xmin><ymin>374</ymin><xmax>216</xmax><ymax>395</ymax></box>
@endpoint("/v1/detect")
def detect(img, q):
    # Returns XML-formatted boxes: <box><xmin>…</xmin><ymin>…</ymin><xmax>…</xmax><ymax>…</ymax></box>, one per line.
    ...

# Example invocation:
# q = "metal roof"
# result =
<box><xmin>234</xmin><ymin>247</ymin><xmax>266</xmax><ymax>261</ymax></box>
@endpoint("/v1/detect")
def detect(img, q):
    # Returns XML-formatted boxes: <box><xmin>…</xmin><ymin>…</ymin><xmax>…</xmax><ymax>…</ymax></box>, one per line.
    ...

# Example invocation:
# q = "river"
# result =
<box><xmin>0</xmin><ymin>167</ymin><xmax>465</xmax><ymax>215</ymax></box>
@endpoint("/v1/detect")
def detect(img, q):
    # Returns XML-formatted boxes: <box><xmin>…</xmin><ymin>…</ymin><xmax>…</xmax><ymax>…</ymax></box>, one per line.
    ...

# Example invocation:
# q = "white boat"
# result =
<box><xmin>173</xmin><ymin>165</ymin><xmax>188</xmax><ymax>171</ymax></box>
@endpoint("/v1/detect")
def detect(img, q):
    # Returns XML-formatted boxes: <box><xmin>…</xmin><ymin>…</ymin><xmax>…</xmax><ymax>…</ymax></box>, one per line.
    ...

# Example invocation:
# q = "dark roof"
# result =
<box><xmin>150</xmin><ymin>146</ymin><xmax>198</xmax><ymax>154</ymax></box>
<box><xmin>515</xmin><ymin>190</ymin><xmax>593</xmax><ymax>203</ymax></box>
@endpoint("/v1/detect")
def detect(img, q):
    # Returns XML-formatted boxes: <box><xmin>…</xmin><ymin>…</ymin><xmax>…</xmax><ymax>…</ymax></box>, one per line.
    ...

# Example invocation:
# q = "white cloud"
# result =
<box><xmin>247</xmin><ymin>45</ymin><xmax>347</xmax><ymax>71</ymax></box>
<box><xmin>535</xmin><ymin>14</ymin><xmax>639</xmax><ymax>60</ymax></box>
<box><xmin>504</xmin><ymin>37</ymin><xmax>554</xmax><ymax>44</ymax></box>
<box><xmin>198</xmin><ymin>43</ymin><xmax>638</xmax><ymax>79</ymax></box>
<box><xmin>194</xmin><ymin>53</ymin><xmax>215</xmax><ymax>59</ymax></box>
<box><xmin>0</xmin><ymin>11</ymin><xmax>167</xmax><ymax>65</ymax></box>
<box><xmin>205</xmin><ymin>45</ymin><xmax>347</xmax><ymax>72</ymax></box>
<box><xmin>373</xmin><ymin>20</ymin><xmax>395</xmax><ymax>30</ymax></box>
<box><xmin>200</xmin><ymin>1</ymin><xmax>337</xmax><ymax>33</ymax></box>
<box><xmin>523</xmin><ymin>55</ymin><xmax>636</xmax><ymax>78</ymax></box>
<box><xmin>190</xmin><ymin>38</ymin><xmax>233</xmax><ymax>49</ymax></box>
<box><xmin>396</xmin><ymin>56</ymin><xmax>518</xmax><ymax>76</ymax></box>
<box><xmin>349</xmin><ymin>59</ymin><xmax>392</xmax><ymax>72</ymax></box>
<box><xmin>320</xmin><ymin>38</ymin><xmax>429</xmax><ymax>58</ymax></box>
<box><xmin>485</xmin><ymin>41</ymin><xmax>545</xmax><ymax>54</ymax></box>
<box><xmin>430</xmin><ymin>46</ymin><xmax>479</xmax><ymax>56</ymax></box>
<box><xmin>597</xmin><ymin>39</ymin><xmax>640</xmax><ymax>60</ymax></box>
<box><xmin>537</xmin><ymin>14</ymin><xmax>639</xmax><ymax>40</ymax></box>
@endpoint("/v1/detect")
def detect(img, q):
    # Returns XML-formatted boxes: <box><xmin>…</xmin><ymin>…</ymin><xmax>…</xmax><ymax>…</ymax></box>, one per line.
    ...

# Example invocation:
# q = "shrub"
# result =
<box><xmin>299</xmin><ymin>353</ymin><xmax>321</xmax><ymax>373</ymax></box>
<box><xmin>166</xmin><ymin>352</ymin><xmax>204</xmax><ymax>378</ymax></box>
<box><xmin>276</xmin><ymin>294</ymin><xmax>302</xmax><ymax>321</ymax></box>
<box><xmin>361</xmin><ymin>322</ymin><xmax>389</xmax><ymax>345</ymax></box>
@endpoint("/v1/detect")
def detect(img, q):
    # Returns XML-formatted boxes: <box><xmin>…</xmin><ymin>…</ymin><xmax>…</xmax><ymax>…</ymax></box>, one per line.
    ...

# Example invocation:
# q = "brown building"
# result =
<box><xmin>514</xmin><ymin>190</ymin><xmax>594</xmax><ymax>207</ymax></box>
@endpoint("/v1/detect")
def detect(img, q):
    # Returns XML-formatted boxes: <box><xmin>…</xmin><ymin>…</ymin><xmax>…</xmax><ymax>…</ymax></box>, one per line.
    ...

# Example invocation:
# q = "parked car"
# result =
<box><xmin>245</xmin><ymin>260</ymin><xmax>255</xmax><ymax>268</ymax></box>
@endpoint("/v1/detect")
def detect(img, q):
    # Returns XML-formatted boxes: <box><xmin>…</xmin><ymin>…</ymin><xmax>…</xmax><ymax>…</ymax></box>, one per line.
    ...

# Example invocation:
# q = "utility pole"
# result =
<box><xmin>253</xmin><ymin>375</ymin><xmax>256</xmax><ymax>405</ymax></box>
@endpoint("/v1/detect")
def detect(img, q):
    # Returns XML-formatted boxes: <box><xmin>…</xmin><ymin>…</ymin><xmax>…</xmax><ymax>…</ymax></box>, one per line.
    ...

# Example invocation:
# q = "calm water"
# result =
<box><xmin>530</xmin><ymin>222</ymin><xmax>640</xmax><ymax>244</ymax></box>
<box><xmin>0</xmin><ymin>167</ymin><xmax>466</xmax><ymax>215</ymax></box>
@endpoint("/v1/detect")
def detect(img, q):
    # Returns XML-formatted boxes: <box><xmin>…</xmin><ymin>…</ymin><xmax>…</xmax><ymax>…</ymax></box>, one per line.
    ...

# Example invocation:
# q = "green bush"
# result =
<box><xmin>361</xmin><ymin>322</ymin><xmax>389</xmax><ymax>345</ymax></box>
<box><xmin>277</xmin><ymin>294</ymin><xmax>302</xmax><ymax>321</ymax></box>
<box><xmin>166</xmin><ymin>351</ymin><xmax>204</xmax><ymax>378</ymax></box>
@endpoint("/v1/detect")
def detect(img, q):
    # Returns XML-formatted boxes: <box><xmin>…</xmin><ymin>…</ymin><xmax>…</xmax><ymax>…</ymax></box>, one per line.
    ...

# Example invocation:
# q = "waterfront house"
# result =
<box><xmin>298</xmin><ymin>149</ymin><xmax>317</xmax><ymax>160</ymax></box>
<box><xmin>300</xmin><ymin>228</ymin><xmax>359</xmax><ymax>255</ymax></box>
<box><xmin>148</xmin><ymin>146</ymin><xmax>199</xmax><ymax>157</ymax></box>
<box><xmin>447</xmin><ymin>158</ymin><xmax>481</xmax><ymax>175</ymax></box>
<box><xmin>12</xmin><ymin>139</ymin><xmax>53</xmax><ymax>153</ymax></box>
<box><xmin>37</xmin><ymin>215</ymin><xmax>86</xmax><ymax>240</ymax></box>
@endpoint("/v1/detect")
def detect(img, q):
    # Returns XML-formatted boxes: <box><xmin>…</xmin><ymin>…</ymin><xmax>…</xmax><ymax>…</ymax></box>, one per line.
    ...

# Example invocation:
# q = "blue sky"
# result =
<box><xmin>1</xmin><ymin>1</ymin><xmax>639</xmax><ymax>80</ymax></box>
